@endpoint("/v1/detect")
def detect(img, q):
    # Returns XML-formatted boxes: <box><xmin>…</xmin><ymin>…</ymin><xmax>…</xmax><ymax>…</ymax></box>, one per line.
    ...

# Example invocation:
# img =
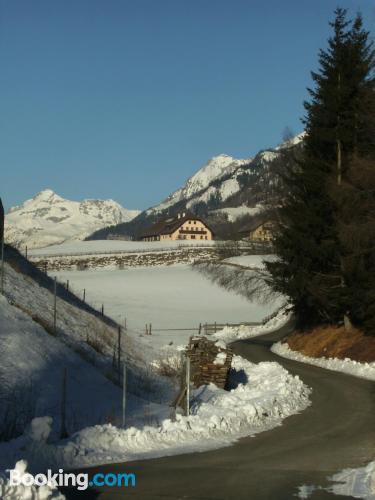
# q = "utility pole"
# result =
<box><xmin>117</xmin><ymin>326</ymin><xmax>122</xmax><ymax>378</ymax></box>
<box><xmin>186</xmin><ymin>355</ymin><xmax>190</xmax><ymax>416</ymax></box>
<box><xmin>122</xmin><ymin>361</ymin><xmax>127</xmax><ymax>428</ymax></box>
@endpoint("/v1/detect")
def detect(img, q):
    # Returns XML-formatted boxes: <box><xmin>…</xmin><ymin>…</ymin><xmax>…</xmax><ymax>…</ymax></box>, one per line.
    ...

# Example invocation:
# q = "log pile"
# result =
<box><xmin>185</xmin><ymin>336</ymin><xmax>233</xmax><ymax>389</ymax></box>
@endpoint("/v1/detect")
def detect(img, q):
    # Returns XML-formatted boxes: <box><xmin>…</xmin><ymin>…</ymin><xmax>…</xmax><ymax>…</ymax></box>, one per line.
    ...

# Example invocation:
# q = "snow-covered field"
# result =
<box><xmin>53</xmin><ymin>265</ymin><xmax>278</xmax><ymax>350</ymax></box>
<box><xmin>0</xmin><ymin>253</ymin><xmax>311</xmax><ymax>486</ymax></box>
<box><xmin>272</xmin><ymin>342</ymin><xmax>375</xmax><ymax>382</ymax></box>
<box><xmin>29</xmin><ymin>239</ymin><xmax>216</xmax><ymax>257</ymax></box>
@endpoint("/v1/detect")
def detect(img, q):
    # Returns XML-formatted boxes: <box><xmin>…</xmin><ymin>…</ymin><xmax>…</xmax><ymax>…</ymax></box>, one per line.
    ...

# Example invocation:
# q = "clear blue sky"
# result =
<box><xmin>1</xmin><ymin>0</ymin><xmax>374</xmax><ymax>211</ymax></box>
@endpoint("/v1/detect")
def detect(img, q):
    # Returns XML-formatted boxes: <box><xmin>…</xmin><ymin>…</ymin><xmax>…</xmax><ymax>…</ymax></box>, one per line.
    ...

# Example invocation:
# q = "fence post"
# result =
<box><xmin>122</xmin><ymin>361</ymin><xmax>127</xmax><ymax>428</ymax></box>
<box><xmin>117</xmin><ymin>326</ymin><xmax>122</xmax><ymax>379</ymax></box>
<box><xmin>53</xmin><ymin>277</ymin><xmax>57</xmax><ymax>334</ymax></box>
<box><xmin>101</xmin><ymin>304</ymin><xmax>104</xmax><ymax>316</ymax></box>
<box><xmin>44</xmin><ymin>262</ymin><xmax>47</xmax><ymax>274</ymax></box>
<box><xmin>124</xmin><ymin>317</ymin><xmax>127</xmax><ymax>331</ymax></box>
<box><xmin>198</xmin><ymin>323</ymin><xmax>202</xmax><ymax>335</ymax></box>
<box><xmin>25</xmin><ymin>245</ymin><xmax>28</xmax><ymax>259</ymax></box>
<box><xmin>83</xmin><ymin>288</ymin><xmax>86</xmax><ymax>302</ymax></box>
<box><xmin>66</xmin><ymin>280</ymin><xmax>69</xmax><ymax>292</ymax></box>
<box><xmin>149</xmin><ymin>323</ymin><xmax>152</xmax><ymax>335</ymax></box>
<box><xmin>60</xmin><ymin>368</ymin><xmax>68</xmax><ymax>439</ymax></box>
<box><xmin>214</xmin><ymin>321</ymin><xmax>217</xmax><ymax>333</ymax></box>
<box><xmin>145</xmin><ymin>324</ymin><xmax>148</xmax><ymax>335</ymax></box>
<box><xmin>186</xmin><ymin>355</ymin><xmax>190</xmax><ymax>416</ymax></box>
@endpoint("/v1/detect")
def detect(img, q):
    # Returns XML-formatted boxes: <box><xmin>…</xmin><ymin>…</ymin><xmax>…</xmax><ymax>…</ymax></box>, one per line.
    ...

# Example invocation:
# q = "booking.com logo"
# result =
<box><xmin>9</xmin><ymin>468</ymin><xmax>136</xmax><ymax>490</ymax></box>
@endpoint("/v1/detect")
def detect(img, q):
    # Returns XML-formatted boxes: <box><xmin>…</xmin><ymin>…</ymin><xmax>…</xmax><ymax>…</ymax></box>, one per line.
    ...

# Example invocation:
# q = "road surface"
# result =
<box><xmin>63</xmin><ymin>323</ymin><xmax>375</xmax><ymax>499</ymax></box>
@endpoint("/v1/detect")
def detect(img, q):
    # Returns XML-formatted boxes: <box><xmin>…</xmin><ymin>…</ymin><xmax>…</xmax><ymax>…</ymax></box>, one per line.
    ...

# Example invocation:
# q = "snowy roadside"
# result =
<box><xmin>298</xmin><ymin>459</ymin><xmax>375</xmax><ymax>499</ymax></box>
<box><xmin>0</xmin><ymin>355</ymin><xmax>311</xmax><ymax>472</ymax></box>
<box><xmin>272</xmin><ymin>341</ymin><xmax>375</xmax><ymax>382</ymax></box>
<box><xmin>212</xmin><ymin>307</ymin><xmax>292</xmax><ymax>344</ymax></box>
<box><xmin>0</xmin><ymin>460</ymin><xmax>65</xmax><ymax>500</ymax></box>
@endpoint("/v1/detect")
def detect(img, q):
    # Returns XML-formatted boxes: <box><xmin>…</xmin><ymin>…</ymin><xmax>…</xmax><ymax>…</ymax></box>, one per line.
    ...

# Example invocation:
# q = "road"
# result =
<box><xmin>63</xmin><ymin>323</ymin><xmax>375</xmax><ymax>499</ymax></box>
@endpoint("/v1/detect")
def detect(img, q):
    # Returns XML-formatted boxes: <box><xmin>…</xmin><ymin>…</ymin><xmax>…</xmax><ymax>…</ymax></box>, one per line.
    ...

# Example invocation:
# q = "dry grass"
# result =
<box><xmin>286</xmin><ymin>326</ymin><xmax>375</xmax><ymax>362</ymax></box>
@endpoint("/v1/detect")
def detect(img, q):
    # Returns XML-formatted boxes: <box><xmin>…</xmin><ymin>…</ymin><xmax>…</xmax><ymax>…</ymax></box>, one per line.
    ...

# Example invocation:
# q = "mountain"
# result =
<box><xmin>88</xmin><ymin>133</ymin><xmax>305</xmax><ymax>240</ymax></box>
<box><xmin>150</xmin><ymin>154</ymin><xmax>252</xmax><ymax>213</ymax></box>
<box><xmin>5</xmin><ymin>189</ymin><xmax>140</xmax><ymax>249</ymax></box>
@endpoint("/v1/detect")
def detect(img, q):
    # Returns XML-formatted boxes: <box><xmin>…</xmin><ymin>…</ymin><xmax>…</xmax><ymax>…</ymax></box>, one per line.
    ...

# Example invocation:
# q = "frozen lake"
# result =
<box><xmin>54</xmin><ymin>265</ymin><xmax>281</xmax><ymax>348</ymax></box>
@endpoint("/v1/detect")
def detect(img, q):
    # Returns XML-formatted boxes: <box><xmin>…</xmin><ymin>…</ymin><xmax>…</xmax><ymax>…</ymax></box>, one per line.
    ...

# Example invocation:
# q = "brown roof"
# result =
<box><xmin>141</xmin><ymin>213</ymin><xmax>214</xmax><ymax>238</ymax></box>
<box><xmin>238</xmin><ymin>219</ymin><xmax>275</xmax><ymax>234</ymax></box>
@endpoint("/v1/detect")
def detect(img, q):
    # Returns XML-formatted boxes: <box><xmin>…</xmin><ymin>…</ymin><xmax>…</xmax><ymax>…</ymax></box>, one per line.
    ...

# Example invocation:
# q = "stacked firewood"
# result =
<box><xmin>185</xmin><ymin>336</ymin><xmax>233</xmax><ymax>389</ymax></box>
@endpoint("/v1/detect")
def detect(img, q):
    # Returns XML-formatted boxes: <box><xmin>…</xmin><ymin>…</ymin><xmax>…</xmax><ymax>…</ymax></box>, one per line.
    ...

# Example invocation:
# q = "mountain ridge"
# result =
<box><xmin>5</xmin><ymin>189</ymin><xmax>140</xmax><ymax>249</ymax></box>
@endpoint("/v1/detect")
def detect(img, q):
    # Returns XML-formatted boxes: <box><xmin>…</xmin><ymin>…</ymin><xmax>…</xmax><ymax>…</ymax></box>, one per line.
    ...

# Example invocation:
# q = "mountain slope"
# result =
<box><xmin>88</xmin><ymin>133</ymin><xmax>304</xmax><ymax>240</ymax></box>
<box><xmin>5</xmin><ymin>189</ymin><xmax>140</xmax><ymax>249</ymax></box>
<box><xmin>150</xmin><ymin>154</ymin><xmax>252</xmax><ymax>213</ymax></box>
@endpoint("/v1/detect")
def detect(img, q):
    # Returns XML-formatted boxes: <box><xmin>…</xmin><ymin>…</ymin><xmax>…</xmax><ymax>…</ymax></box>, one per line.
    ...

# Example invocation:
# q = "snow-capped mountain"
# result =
<box><xmin>150</xmin><ymin>154</ymin><xmax>252</xmax><ymax>213</ymax></box>
<box><xmin>148</xmin><ymin>134</ymin><xmax>304</xmax><ymax>216</ymax></box>
<box><xmin>88</xmin><ymin>132</ymin><xmax>305</xmax><ymax>240</ymax></box>
<box><xmin>5</xmin><ymin>189</ymin><xmax>140</xmax><ymax>249</ymax></box>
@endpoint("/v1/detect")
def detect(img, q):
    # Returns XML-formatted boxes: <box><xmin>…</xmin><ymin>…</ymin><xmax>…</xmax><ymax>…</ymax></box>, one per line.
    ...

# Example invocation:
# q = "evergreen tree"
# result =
<box><xmin>266</xmin><ymin>9</ymin><xmax>375</xmax><ymax>332</ymax></box>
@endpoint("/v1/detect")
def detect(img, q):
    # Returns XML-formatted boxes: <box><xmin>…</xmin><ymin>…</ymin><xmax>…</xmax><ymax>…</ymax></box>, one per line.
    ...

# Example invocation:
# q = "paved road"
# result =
<box><xmin>63</xmin><ymin>324</ymin><xmax>375</xmax><ymax>500</ymax></box>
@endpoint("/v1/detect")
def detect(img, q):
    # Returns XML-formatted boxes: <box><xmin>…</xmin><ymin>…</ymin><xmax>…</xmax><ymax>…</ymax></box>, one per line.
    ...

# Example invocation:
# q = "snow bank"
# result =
<box><xmin>272</xmin><ymin>342</ymin><xmax>375</xmax><ymax>381</ymax></box>
<box><xmin>329</xmin><ymin>460</ymin><xmax>375</xmax><ymax>499</ymax></box>
<box><xmin>0</xmin><ymin>460</ymin><xmax>65</xmax><ymax>500</ymax></box>
<box><xmin>20</xmin><ymin>355</ymin><xmax>310</xmax><ymax>469</ymax></box>
<box><xmin>213</xmin><ymin>307</ymin><xmax>292</xmax><ymax>344</ymax></box>
<box><xmin>298</xmin><ymin>459</ymin><xmax>375</xmax><ymax>499</ymax></box>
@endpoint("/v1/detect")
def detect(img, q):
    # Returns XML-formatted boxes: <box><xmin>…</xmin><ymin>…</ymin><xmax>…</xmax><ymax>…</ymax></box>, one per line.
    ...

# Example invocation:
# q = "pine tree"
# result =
<box><xmin>266</xmin><ymin>9</ymin><xmax>375</xmax><ymax>332</ymax></box>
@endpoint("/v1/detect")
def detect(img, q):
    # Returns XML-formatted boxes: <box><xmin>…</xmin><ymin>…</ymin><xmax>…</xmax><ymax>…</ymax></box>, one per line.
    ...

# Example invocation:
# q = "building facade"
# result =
<box><xmin>141</xmin><ymin>213</ymin><xmax>214</xmax><ymax>241</ymax></box>
<box><xmin>239</xmin><ymin>220</ymin><xmax>274</xmax><ymax>243</ymax></box>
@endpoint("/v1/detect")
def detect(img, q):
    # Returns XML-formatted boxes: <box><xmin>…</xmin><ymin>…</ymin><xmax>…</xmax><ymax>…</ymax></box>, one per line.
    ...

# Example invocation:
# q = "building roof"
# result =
<box><xmin>141</xmin><ymin>213</ymin><xmax>214</xmax><ymax>238</ymax></box>
<box><xmin>238</xmin><ymin>218</ymin><xmax>275</xmax><ymax>234</ymax></box>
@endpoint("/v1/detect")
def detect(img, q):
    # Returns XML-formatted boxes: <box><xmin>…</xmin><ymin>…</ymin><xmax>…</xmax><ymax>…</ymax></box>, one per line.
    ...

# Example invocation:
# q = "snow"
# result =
<box><xmin>298</xmin><ymin>459</ymin><xmax>375</xmax><ymax>499</ymax></box>
<box><xmin>28</xmin><ymin>418</ymin><xmax>53</xmax><ymax>443</ymax></box>
<box><xmin>0</xmin><ymin>294</ymin><xmax>124</xmax><ymax>437</ymax></box>
<box><xmin>210</xmin><ymin>204</ymin><xmax>265</xmax><ymax>222</ymax></box>
<box><xmin>29</xmin><ymin>239</ymin><xmax>216</xmax><ymax>257</ymax></box>
<box><xmin>52</xmin><ymin>265</ymin><xmax>277</xmax><ymax>351</ymax></box>
<box><xmin>213</xmin><ymin>352</ymin><xmax>227</xmax><ymax>365</ymax></box>
<box><xmin>213</xmin><ymin>307</ymin><xmax>292</xmax><ymax>344</ymax></box>
<box><xmin>272</xmin><ymin>342</ymin><xmax>375</xmax><ymax>381</ymax></box>
<box><xmin>224</xmin><ymin>254</ymin><xmax>277</xmax><ymax>268</ymax></box>
<box><xmin>0</xmin><ymin>460</ymin><xmax>65</xmax><ymax>499</ymax></box>
<box><xmin>5</xmin><ymin>189</ymin><xmax>140</xmax><ymax>249</ymax></box>
<box><xmin>1</xmin><ymin>355</ymin><xmax>310</xmax><ymax>470</ymax></box>
<box><xmin>150</xmin><ymin>154</ymin><xmax>251</xmax><ymax>213</ymax></box>
<box><xmin>328</xmin><ymin>461</ymin><xmax>375</xmax><ymax>499</ymax></box>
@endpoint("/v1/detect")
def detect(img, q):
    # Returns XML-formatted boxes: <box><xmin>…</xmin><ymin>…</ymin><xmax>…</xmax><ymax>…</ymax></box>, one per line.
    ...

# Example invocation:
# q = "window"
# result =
<box><xmin>194</xmin><ymin>221</ymin><xmax>196</xmax><ymax>224</ymax></box>
<box><xmin>191</xmin><ymin>235</ymin><xmax>195</xmax><ymax>239</ymax></box>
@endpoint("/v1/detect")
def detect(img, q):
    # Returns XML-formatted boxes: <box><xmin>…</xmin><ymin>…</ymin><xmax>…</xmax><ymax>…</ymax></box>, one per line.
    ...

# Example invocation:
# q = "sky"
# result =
<box><xmin>1</xmin><ymin>0</ymin><xmax>374</xmax><ymax>211</ymax></box>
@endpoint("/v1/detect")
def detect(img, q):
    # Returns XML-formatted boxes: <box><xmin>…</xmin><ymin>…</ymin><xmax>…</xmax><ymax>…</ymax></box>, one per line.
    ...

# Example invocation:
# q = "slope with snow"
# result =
<box><xmin>148</xmin><ymin>154</ymin><xmax>252</xmax><ymax>213</ymax></box>
<box><xmin>5</xmin><ymin>189</ymin><xmax>140</xmax><ymax>249</ymax></box>
<box><xmin>0</xmin><ymin>294</ymin><xmax>124</xmax><ymax>436</ymax></box>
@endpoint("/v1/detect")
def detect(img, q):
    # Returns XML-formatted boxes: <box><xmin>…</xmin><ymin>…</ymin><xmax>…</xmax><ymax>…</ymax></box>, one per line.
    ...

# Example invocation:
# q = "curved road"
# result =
<box><xmin>64</xmin><ymin>324</ymin><xmax>375</xmax><ymax>499</ymax></box>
